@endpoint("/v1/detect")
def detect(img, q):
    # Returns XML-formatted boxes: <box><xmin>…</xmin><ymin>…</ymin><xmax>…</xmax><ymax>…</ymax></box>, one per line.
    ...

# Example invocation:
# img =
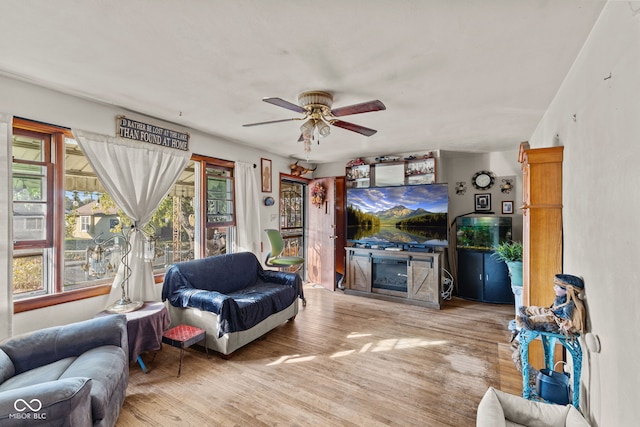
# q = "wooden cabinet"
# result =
<box><xmin>345</xmin><ymin>164</ymin><xmax>370</xmax><ymax>188</ymax></box>
<box><xmin>405</xmin><ymin>157</ymin><xmax>436</xmax><ymax>185</ymax></box>
<box><xmin>518</xmin><ymin>143</ymin><xmax>563</xmax><ymax>307</ymax></box>
<box><xmin>345</xmin><ymin>247</ymin><xmax>442</xmax><ymax>308</ymax></box>
<box><xmin>457</xmin><ymin>250</ymin><xmax>514</xmax><ymax>304</ymax></box>
<box><xmin>518</xmin><ymin>142</ymin><xmax>564</xmax><ymax>369</ymax></box>
<box><xmin>346</xmin><ymin>154</ymin><xmax>437</xmax><ymax>189</ymax></box>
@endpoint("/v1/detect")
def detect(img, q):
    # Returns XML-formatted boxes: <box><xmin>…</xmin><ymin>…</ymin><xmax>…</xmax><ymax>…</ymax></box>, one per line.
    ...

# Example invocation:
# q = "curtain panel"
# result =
<box><xmin>234</xmin><ymin>161</ymin><xmax>262</xmax><ymax>258</ymax></box>
<box><xmin>74</xmin><ymin>129</ymin><xmax>191</xmax><ymax>304</ymax></box>
<box><xmin>0</xmin><ymin>113</ymin><xmax>13</xmax><ymax>339</ymax></box>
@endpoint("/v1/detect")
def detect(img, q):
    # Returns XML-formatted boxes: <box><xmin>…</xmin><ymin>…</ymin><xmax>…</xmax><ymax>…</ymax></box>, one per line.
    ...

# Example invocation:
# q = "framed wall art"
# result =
<box><xmin>261</xmin><ymin>158</ymin><xmax>272</xmax><ymax>192</ymax></box>
<box><xmin>474</xmin><ymin>193</ymin><xmax>491</xmax><ymax>212</ymax></box>
<box><xmin>502</xmin><ymin>200</ymin><xmax>514</xmax><ymax>214</ymax></box>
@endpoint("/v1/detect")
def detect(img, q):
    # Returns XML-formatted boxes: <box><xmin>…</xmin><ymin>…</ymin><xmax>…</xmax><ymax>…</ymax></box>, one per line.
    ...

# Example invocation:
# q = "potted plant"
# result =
<box><xmin>492</xmin><ymin>240</ymin><xmax>523</xmax><ymax>285</ymax></box>
<box><xmin>492</xmin><ymin>240</ymin><xmax>523</xmax><ymax>320</ymax></box>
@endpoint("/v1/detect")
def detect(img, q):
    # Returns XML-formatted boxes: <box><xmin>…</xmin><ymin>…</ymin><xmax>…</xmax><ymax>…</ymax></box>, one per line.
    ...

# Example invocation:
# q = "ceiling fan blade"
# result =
<box><xmin>262</xmin><ymin>97</ymin><xmax>306</xmax><ymax>114</ymax></box>
<box><xmin>243</xmin><ymin>117</ymin><xmax>301</xmax><ymax>127</ymax></box>
<box><xmin>330</xmin><ymin>100</ymin><xmax>386</xmax><ymax>117</ymax></box>
<box><xmin>331</xmin><ymin>120</ymin><xmax>378</xmax><ymax>137</ymax></box>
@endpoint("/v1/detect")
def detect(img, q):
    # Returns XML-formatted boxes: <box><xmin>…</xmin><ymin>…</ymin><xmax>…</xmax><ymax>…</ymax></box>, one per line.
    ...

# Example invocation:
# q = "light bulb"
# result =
<box><xmin>317</xmin><ymin>120</ymin><xmax>331</xmax><ymax>137</ymax></box>
<box><xmin>300</xmin><ymin>119</ymin><xmax>315</xmax><ymax>138</ymax></box>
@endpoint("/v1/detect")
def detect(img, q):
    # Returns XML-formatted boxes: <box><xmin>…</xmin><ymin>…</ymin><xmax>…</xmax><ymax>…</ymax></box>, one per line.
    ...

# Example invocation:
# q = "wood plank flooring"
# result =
<box><xmin>117</xmin><ymin>284</ymin><xmax>521</xmax><ymax>427</ymax></box>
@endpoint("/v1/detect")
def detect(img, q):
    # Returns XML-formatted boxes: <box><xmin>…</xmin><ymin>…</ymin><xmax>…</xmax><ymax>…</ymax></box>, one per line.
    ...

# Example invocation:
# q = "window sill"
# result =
<box><xmin>14</xmin><ymin>273</ymin><xmax>167</xmax><ymax>313</ymax></box>
<box><xmin>14</xmin><ymin>284</ymin><xmax>112</xmax><ymax>313</ymax></box>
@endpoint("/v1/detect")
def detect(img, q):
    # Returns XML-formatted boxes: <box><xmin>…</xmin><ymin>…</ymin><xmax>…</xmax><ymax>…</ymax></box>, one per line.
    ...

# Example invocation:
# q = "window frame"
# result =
<box><xmin>12</xmin><ymin>130</ymin><xmax>53</xmax><ymax>249</ymax></box>
<box><xmin>12</xmin><ymin>118</ymin><xmax>108</xmax><ymax>313</ymax></box>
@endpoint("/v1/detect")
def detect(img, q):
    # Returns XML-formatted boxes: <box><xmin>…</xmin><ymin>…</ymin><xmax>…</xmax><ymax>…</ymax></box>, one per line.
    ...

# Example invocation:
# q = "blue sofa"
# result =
<box><xmin>0</xmin><ymin>314</ymin><xmax>129</xmax><ymax>426</ymax></box>
<box><xmin>162</xmin><ymin>252</ymin><xmax>304</xmax><ymax>356</ymax></box>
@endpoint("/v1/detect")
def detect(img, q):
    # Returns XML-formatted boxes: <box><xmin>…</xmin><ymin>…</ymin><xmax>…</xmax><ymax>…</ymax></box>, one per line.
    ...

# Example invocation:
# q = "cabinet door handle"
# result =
<box><xmin>479</xmin><ymin>274</ymin><xmax>482</xmax><ymax>281</ymax></box>
<box><xmin>486</xmin><ymin>274</ymin><xmax>489</xmax><ymax>281</ymax></box>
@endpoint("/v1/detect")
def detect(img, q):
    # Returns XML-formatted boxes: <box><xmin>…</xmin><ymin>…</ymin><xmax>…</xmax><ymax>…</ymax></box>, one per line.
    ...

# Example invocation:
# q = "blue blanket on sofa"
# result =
<box><xmin>162</xmin><ymin>252</ymin><xmax>304</xmax><ymax>337</ymax></box>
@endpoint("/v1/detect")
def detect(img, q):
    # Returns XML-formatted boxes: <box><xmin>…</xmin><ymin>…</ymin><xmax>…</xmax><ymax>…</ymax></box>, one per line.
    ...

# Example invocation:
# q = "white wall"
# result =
<box><xmin>528</xmin><ymin>2</ymin><xmax>639</xmax><ymax>424</ymax></box>
<box><xmin>0</xmin><ymin>75</ymin><xmax>293</xmax><ymax>335</ymax></box>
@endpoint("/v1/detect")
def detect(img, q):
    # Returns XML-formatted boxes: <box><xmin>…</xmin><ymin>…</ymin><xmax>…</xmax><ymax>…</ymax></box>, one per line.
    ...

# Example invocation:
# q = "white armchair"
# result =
<box><xmin>476</xmin><ymin>387</ymin><xmax>590</xmax><ymax>427</ymax></box>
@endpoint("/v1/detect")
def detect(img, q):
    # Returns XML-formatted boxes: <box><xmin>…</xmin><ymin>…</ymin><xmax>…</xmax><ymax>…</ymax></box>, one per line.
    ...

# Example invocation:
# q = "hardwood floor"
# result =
<box><xmin>117</xmin><ymin>284</ymin><xmax>521</xmax><ymax>427</ymax></box>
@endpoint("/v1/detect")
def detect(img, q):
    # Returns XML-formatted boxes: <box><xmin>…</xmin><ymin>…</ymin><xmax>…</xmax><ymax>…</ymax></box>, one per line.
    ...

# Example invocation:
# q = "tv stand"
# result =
<box><xmin>344</xmin><ymin>247</ymin><xmax>442</xmax><ymax>309</ymax></box>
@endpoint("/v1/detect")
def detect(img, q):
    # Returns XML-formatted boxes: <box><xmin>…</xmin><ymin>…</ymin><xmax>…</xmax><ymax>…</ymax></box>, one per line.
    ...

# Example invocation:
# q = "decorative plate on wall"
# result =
<box><xmin>263</xmin><ymin>196</ymin><xmax>275</xmax><ymax>206</ymax></box>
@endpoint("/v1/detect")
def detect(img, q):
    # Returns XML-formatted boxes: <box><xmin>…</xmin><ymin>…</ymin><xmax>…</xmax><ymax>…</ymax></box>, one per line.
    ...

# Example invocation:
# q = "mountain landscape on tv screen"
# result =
<box><xmin>347</xmin><ymin>204</ymin><xmax>448</xmax><ymax>244</ymax></box>
<box><xmin>346</xmin><ymin>184</ymin><xmax>449</xmax><ymax>245</ymax></box>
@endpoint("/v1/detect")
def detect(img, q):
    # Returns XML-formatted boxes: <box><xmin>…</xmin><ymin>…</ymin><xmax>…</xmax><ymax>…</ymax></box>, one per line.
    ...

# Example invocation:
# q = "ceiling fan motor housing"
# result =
<box><xmin>298</xmin><ymin>91</ymin><xmax>333</xmax><ymax>114</ymax></box>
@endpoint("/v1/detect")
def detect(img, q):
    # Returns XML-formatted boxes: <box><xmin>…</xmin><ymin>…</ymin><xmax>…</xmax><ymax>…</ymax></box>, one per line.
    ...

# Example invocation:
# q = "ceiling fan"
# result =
<box><xmin>243</xmin><ymin>91</ymin><xmax>386</xmax><ymax>152</ymax></box>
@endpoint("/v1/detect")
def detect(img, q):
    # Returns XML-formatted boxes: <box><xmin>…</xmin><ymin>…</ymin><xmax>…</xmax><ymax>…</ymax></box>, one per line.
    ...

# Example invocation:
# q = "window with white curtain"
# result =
<box><xmin>12</xmin><ymin>118</ymin><xmax>235</xmax><ymax>310</ymax></box>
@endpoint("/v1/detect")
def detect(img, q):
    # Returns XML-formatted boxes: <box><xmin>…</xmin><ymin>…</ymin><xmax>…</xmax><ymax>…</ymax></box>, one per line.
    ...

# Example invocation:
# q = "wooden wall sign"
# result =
<box><xmin>116</xmin><ymin>115</ymin><xmax>189</xmax><ymax>151</ymax></box>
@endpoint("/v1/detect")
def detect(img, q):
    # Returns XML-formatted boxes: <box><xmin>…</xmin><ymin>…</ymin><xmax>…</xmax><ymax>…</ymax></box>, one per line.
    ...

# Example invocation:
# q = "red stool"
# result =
<box><xmin>162</xmin><ymin>324</ymin><xmax>209</xmax><ymax>377</ymax></box>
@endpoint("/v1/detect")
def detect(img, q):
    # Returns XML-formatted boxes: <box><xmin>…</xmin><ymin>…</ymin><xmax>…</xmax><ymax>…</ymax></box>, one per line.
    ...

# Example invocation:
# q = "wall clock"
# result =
<box><xmin>471</xmin><ymin>170</ymin><xmax>495</xmax><ymax>190</ymax></box>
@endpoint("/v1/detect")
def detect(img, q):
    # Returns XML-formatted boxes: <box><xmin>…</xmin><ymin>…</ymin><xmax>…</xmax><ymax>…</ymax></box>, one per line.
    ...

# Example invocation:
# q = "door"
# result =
<box><xmin>279</xmin><ymin>178</ymin><xmax>306</xmax><ymax>277</ymax></box>
<box><xmin>307</xmin><ymin>177</ymin><xmax>336</xmax><ymax>290</ymax></box>
<box><xmin>346</xmin><ymin>250</ymin><xmax>372</xmax><ymax>292</ymax></box>
<box><xmin>334</xmin><ymin>177</ymin><xmax>346</xmax><ymax>283</ymax></box>
<box><xmin>408</xmin><ymin>255</ymin><xmax>439</xmax><ymax>303</ymax></box>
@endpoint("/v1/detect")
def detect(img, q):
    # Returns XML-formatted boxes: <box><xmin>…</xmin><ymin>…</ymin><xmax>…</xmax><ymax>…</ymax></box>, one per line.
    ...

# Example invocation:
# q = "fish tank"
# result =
<box><xmin>456</xmin><ymin>215</ymin><xmax>512</xmax><ymax>251</ymax></box>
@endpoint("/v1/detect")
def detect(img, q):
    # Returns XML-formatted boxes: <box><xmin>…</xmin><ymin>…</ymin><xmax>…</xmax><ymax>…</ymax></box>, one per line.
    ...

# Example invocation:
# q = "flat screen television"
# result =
<box><xmin>346</xmin><ymin>183</ymin><xmax>449</xmax><ymax>247</ymax></box>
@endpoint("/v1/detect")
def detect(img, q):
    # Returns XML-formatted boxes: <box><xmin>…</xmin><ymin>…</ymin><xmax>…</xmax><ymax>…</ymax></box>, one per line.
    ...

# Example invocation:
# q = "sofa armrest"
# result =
<box><xmin>0</xmin><ymin>377</ymin><xmax>92</xmax><ymax>426</ymax></box>
<box><xmin>260</xmin><ymin>270</ymin><xmax>304</xmax><ymax>299</ymax></box>
<box><xmin>477</xmin><ymin>387</ymin><xmax>589</xmax><ymax>427</ymax></box>
<box><xmin>0</xmin><ymin>315</ymin><xmax>127</xmax><ymax>375</ymax></box>
<box><xmin>476</xmin><ymin>387</ymin><xmax>507</xmax><ymax>427</ymax></box>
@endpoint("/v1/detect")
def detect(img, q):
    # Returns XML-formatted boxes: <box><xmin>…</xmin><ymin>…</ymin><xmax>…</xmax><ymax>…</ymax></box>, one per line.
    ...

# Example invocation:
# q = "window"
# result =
<box><xmin>12</xmin><ymin>119</ymin><xmax>236</xmax><ymax>311</ymax></box>
<box><xmin>63</xmin><ymin>135</ymin><xmax>121</xmax><ymax>291</ymax></box>
<box><xmin>12</xmin><ymin>126</ymin><xmax>54</xmax><ymax>298</ymax></box>
<box><xmin>147</xmin><ymin>160</ymin><xmax>196</xmax><ymax>266</ymax></box>
<box><xmin>80</xmin><ymin>216</ymin><xmax>91</xmax><ymax>232</ymax></box>
<box><xmin>204</xmin><ymin>162</ymin><xmax>235</xmax><ymax>258</ymax></box>
<box><xmin>279</xmin><ymin>178</ymin><xmax>306</xmax><ymax>274</ymax></box>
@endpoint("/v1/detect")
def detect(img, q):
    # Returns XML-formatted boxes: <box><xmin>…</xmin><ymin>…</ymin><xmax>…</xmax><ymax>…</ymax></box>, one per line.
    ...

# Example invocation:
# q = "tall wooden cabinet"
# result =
<box><xmin>518</xmin><ymin>143</ymin><xmax>564</xmax><ymax>307</ymax></box>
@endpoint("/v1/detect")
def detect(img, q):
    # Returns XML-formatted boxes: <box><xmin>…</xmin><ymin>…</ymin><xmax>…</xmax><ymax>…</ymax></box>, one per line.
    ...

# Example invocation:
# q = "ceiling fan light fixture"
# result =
<box><xmin>316</xmin><ymin>120</ymin><xmax>331</xmax><ymax>137</ymax></box>
<box><xmin>300</xmin><ymin>118</ymin><xmax>315</xmax><ymax>137</ymax></box>
<box><xmin>244</xmin><ymin>90</ymin><xmax>385</xmax><ymax>157</ymax></box>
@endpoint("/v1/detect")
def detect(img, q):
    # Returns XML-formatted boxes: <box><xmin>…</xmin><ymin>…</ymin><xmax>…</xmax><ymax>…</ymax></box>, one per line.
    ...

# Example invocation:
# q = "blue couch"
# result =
<box><xmin>162</xmin><ymin>252</ymin><xmax>304</xmax><ymax>356</ymax></box>
<box><xmin>0</xmin><ymin>314</ymin><xmax>129</xmax><ymax>426</ymax></box>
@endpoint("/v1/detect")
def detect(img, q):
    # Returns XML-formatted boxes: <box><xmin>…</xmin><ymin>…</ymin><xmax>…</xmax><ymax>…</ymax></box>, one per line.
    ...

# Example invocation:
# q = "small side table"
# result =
<box><xmin>96</xmin><ymin>301</ymin><xmax>170</xmax><ymax>373</ymax></box>
<box><xmin>519</xmin><ymin>329</ymin><xmax>582</xmax><ymax>408</ymax></box>
<box><xmin>162</xmin><ymin>324</ymin><xmax>209</xmax><ymax>377</ymax></box>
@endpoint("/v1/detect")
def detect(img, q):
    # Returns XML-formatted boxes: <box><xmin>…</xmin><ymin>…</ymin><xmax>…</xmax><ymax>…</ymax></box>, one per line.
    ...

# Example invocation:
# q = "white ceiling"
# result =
<box><xmin>0</xmin><ymin>1</ymin><xmax>606</xmax><ymax>164</ymax></box>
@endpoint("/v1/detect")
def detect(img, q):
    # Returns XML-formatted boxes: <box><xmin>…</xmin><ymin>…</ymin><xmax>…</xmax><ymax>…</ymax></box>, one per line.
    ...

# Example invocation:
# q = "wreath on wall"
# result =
<box><xmin>311</xmin><ymin>182</ymin><xmax>326</xmax><ymax>208</ymax></box>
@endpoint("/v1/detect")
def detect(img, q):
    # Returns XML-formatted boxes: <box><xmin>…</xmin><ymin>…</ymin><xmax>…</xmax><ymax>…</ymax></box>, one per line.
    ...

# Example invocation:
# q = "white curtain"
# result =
<box><xmin>235</xmin><ymin>161</ymin><xmax>262</xmax><ymax>257</ymax></box>
<box><xmin>0</xmin><ymin>113</ymin><xmax>13</xmax><ymax>340</ymax></box>
<box><xmin>74</xmin><ymin>129</ymin><xmax>191</xmax><ymax>304</ymax></box>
